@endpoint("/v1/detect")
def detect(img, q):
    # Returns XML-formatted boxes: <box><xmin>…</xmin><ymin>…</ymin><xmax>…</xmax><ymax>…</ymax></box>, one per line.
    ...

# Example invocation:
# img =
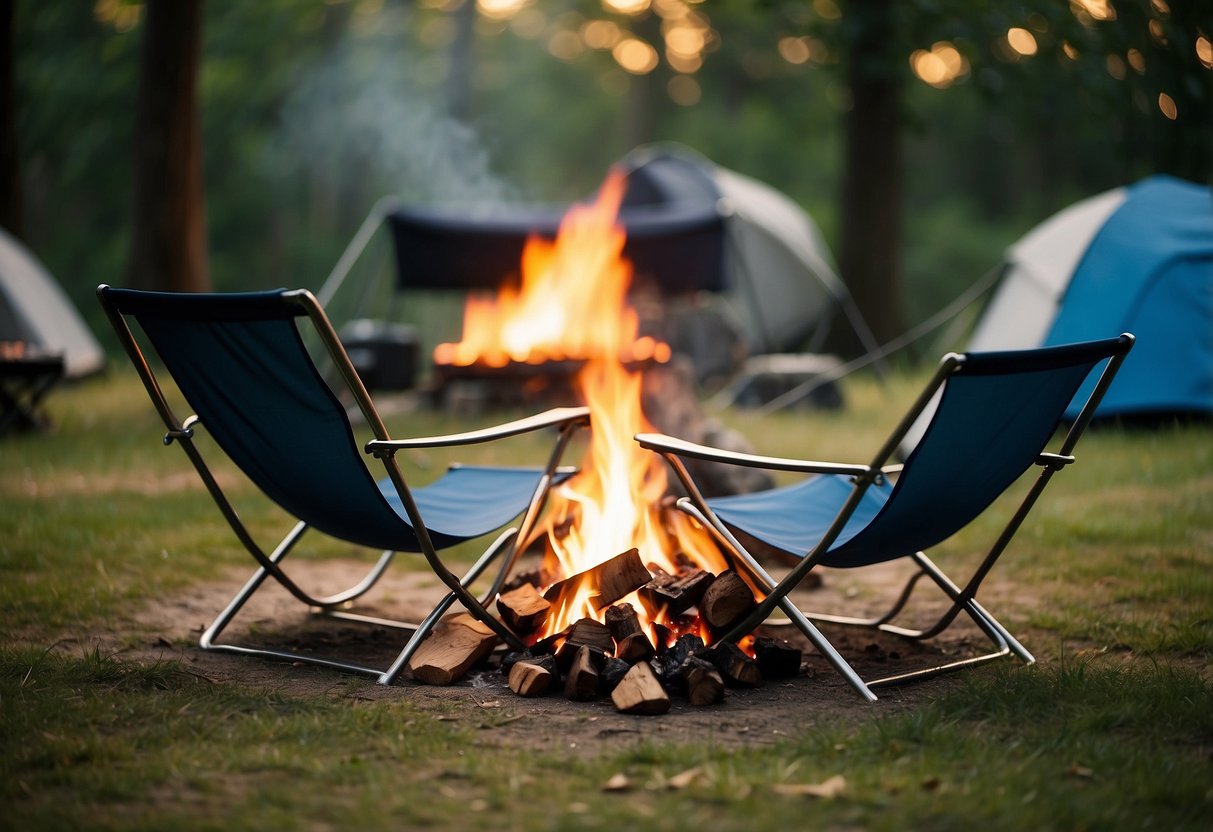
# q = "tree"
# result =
<box><xmin>127</xmin><ymin>0</ymin><xmax>209</xmax><ymax>292</ymax></box>
<box><xmin>0</xmin><ymin>0</ymin><xmax>20</xmax><ymax>239</ymax></box>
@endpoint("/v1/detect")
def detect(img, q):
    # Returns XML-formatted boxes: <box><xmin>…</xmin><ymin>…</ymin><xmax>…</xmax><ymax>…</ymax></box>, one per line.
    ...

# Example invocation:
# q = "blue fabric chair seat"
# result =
<box><xmin>381</xmin><ymin>465</ymin><xmax>570</xmax><ymax>549</ymax></box>
<box><xmin>707</xmin><ymin>474</ymin><xmax>894</xmax><ymax>565</ymax></box>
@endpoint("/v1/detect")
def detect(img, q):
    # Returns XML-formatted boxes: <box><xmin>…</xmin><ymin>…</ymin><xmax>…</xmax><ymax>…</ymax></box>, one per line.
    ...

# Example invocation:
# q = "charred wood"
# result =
<box><xmin>753</xmin><ymin>636</ymin><xmax>803</xmax><ymax>679</ymax></box>
<box><xmin>708</xmin><ymin>641</ymin><xmax>762</xmax><ymax>689</ymax></box>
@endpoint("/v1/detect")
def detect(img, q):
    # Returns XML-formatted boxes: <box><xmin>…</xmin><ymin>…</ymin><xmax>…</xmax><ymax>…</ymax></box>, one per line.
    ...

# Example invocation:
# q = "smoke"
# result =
<box><xmin>269</xmin><ymin>16</ymin><xmax>520</xmax><ymax>212</ymax></box>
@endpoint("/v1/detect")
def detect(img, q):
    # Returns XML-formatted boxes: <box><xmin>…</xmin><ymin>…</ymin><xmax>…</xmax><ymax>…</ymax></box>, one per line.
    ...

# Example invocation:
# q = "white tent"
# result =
<box><xmin>0</xmin><ymin>227</ymin><xmax>105</xmax><ymax>378</ymax></box>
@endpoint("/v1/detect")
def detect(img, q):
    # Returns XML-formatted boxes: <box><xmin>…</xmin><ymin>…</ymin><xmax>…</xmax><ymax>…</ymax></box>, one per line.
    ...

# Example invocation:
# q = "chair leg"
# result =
<box><xmin>801</xmin><ymin>552</ymin><xmax>1034</xmax><ymax>689</ymax></box>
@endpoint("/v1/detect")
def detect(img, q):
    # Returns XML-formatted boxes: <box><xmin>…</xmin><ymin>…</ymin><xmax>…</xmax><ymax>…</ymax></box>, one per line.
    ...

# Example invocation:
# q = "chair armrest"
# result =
<box><xmin>634</xmin><ymin>432</ymin><xmax>871</xmax><ymax>477</ymax></box>
<box><xmin>366</xmin><ymin>406</ymin><xmax>590</xmax><ymax>456</ymax></box>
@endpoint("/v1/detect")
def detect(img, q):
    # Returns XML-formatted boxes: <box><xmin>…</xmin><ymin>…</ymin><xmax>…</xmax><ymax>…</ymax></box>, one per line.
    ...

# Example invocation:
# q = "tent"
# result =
<box><xmin>968</xmin><ymin>175</ymin><xmax>1213</xmax><ymax>421</ymax></box>
<box><xmin>375</xmin><ymin>146</ymin><xmax>879</xmax><ymax>358</ymax></box>
<box><xmin>0</xmin><ymin>226</ymin><xmax>105</xmax><ymax>379</ymax></box>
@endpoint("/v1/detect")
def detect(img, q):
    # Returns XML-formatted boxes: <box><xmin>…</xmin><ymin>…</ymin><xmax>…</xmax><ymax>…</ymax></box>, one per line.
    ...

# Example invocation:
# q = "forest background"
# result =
<box><xmin>5</xmin><ymin>0</ymin><xmax>1211</xmax><ymax>361</ymax></box>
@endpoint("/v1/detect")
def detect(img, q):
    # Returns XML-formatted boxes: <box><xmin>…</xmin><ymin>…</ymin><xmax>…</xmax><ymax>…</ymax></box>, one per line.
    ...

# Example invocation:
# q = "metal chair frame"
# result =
<box><xmin>99</xmin><ymin>285</ymin><xmax>588</xmax><ymax>684</ymax></box>
<box><xmin>638</xmin><ymin>334</ymin><xmax>1134</xmax><ymax>701</ymax></box>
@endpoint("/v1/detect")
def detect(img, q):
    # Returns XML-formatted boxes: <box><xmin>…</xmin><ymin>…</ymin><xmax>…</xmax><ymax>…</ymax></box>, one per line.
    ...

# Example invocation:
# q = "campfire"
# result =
<box><xmin>415</xmin><ymin>171</ymin><xmax>801</xmax><ymax>712</ymax></box>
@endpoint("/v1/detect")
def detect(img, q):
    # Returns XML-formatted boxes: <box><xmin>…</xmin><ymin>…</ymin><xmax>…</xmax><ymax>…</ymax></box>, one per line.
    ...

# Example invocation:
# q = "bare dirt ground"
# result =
<box><xmin>43</xmin><ymin>557</ymin><xmax>1030</xmax><ymax>753</ymax></box>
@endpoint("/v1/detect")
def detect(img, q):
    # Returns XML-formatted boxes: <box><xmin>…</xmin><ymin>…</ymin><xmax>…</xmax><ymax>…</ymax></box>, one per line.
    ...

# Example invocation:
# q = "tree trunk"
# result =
<box><xmin>837</xmin><ymin>0</ymin><xmax>905</xmax><ymax>349</ymax></box>
<box><xmin>0</xmin><ymin>0</ymin><xmax>21</xmax><ymax>239</ymax></box>
<box><xmin>127</xmin><ymin>0</ymin><xmax>209</xmax><ymax>292</ymax></box>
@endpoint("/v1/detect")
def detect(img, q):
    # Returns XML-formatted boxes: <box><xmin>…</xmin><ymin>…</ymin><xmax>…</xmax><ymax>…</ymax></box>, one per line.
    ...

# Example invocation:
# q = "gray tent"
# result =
<box><xmin>0</xmin><ymin>227</ymin><xmax>105</xmax><ymax>378</ymax></box>
<box><xmin>327</xmin><ymin>146</ymin><xmax>878</xmax><ymax>358</ymax></box>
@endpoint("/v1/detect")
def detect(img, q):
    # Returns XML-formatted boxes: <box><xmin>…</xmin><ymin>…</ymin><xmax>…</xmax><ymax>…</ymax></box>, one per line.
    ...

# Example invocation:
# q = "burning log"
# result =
<box><xmin>562</xmin><ymin>618</ymin><xmax>615</xmax><ymax>656</ymax></box>
<box><xmin>543</xmin><ymin>547</ymin><xmax>652</xmax><ymax>612</ymax></box>
<box><xmin>604</xmin><ymin>603</ymin><xmax>655</xmax><ymax>663</ymax></box>
<box><xmin>753</xmin><ymin>636</ymin><xmax>803</xmax><ymax>679</ymax></box>
<box><xmin>700</xmin><ymin>571</ymin><xmax>757</xmax><ymax>632</ymax></box>
<box><xmin>408</xmin><ymin>613</ymin><xmax>499</xmax><ymax>685</ymax></box>
<box><xmin>610</xmin><ymin>662</ymin><xmax>671</xmax><ymax>715</ymax></box>
<box><xmin>496</xmin><ymin>583</ymin><xmax>552</xmax><ymax>635</ymax></box>
<box><xmin>564</xmin><ymin>645</ymin><xmax>601</xmax><ymax>701</ymax></box>
<box><xmin>709</xmin><ymin>641</ymin><xmax>762</xmax><ymax>689</ymax></box>
<box><xmin>639</xmin><ymin>566</ymin><xmax>715</xmax><ymax>617</ymax></box>
<box><xmin>508</xmin><ymin>655</ymin><xmax>557</xmax><ymax>697</ymax></box>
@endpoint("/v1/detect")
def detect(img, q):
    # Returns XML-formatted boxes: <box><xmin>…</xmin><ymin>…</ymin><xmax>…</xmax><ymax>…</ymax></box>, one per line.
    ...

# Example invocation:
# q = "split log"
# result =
<box><xmin>616</xmin><ymin>632</ymin><xmax>655</xmax><ymax>664</ymax></box>
<box><xmin>408</xmin><ymin>613</ymin><xmax>499</xmax><ymax>685</ymax></box>
<box><xmin>564</xmin><ymin>645</ymin><xmax>600</xmax><ymax>702</ymax></box>
<box><xmin>543</xmin><ymin>547</ymin><xmax>651</xmax><ymax>612</ymax></box>
<box><xmin>563</xmin><ymin>618</ymin><xmax>615</xmax><ymax>654</ymax></box>
<box><xmin>753</xmin><ymin>636</ymin><xmax>802</xmax><ymax>679</ymax></box>
<box><xmin>509</xmin><ymin>658</ymin><xmax>555</xmax><ymax>697</ymax></box>
<box><xmin>496</xmin><ymin>583</ymin><xmax>552</xmax><ymax>635</ymax></box>
<box><xmin>680</xmin><ymin>656</ymin><xmax>725</xmax><ymax>706</ymax></box>
<box><xmin>611</xmin><ymin>662</ymin><xmax>671</xmax><ymax>715</ymax></box>
<box><xmin>640</xmin><ymin>567</ymin><xmax>715</xmax><ymax>617</ymax></box>
<box><xmin>709</xmin><ymin>641</ymin><xmax>762</xmax><ymax>689</ymax></box>
<box><xmin>700</xmin><ymin>571</ymin><xmax>757</xmax><ymax>632</ymax></box>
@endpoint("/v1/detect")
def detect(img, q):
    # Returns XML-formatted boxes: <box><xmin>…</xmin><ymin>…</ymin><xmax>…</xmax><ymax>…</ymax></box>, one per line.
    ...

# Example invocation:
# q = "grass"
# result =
<box><xmin>1</xmin><ymin>366</ymin><xmax>1211</xmax><ymax>830</ymax></box>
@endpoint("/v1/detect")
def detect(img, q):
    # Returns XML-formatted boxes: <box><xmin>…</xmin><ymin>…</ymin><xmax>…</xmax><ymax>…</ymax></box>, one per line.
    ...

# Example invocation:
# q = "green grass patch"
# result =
<box><xmin>3</xmin><ymin>366</ymin><xmax>1211</xmax><ymax>829</ymax></box>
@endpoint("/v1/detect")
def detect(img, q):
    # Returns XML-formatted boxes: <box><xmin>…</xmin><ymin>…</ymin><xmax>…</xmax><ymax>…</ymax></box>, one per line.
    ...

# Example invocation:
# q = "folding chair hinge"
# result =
<box><xmin>852</xmin><ymin>470</ymin><xmax>885</xmax><ymax>487</ymax></box>
<box><xmin>163</xmin><ymin>415</ymin><xmax>200</xmax><ymax>446</ymax></box>
<box><xmin>1035</xmin><ymin>453</ymin><xmax>1075</xmax><ymax>470</ymax></box>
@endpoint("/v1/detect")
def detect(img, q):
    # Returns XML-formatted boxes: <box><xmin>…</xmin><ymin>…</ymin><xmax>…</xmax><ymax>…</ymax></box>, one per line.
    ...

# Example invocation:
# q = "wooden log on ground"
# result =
<box><xmin>496</xmin><ymin>583</ymin><xmax>552</xmax><ymax>635</ymax></box>
<box><xmin>700</xmin><ymin>571</ymin><xmax>757</xmax><ymax>632</ymax></box>
<box><xmin>753</xmin><ymin>636</ymin><xmax>802</xmax><ymax>679</ymax></box>
<box><xmin>564</xmin><ymin>645</ymin><xmax>600</xmax><ymax>701</ymax></box>
<box><xmin>543</xmin><ymin>547</ymin><xmax>652</xmax><ymax>612</ymax></box>
<box><xmin>509</xmin><ymin>658</ymin><xmax>555</xmax><ymax>697</ymax></box>
<box><xmin>709</xmin><ymin>641</ymin><xmax>762</xmax><ymax>689</ymax></box>
<box><xmin>611</xmin><ymin>662</ymin><xmax>671</xmax><ymax>715</ymax></box>
<box><xmin>408</xmin><ymin>613</ymin><xmax>500</xmax><ymax>685</ymax></box>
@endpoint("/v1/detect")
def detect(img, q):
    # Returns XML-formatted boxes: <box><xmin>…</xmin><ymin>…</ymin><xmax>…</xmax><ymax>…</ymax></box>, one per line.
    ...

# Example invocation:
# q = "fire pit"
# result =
<box><xmin>403</xmin><ymin>171</ymin><xmax>795</xmax><ymax>712</ymax></box>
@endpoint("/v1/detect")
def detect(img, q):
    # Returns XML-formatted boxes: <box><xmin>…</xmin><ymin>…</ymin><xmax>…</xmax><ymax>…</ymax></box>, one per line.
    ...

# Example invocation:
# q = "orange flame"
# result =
<box><xmin>436</xmin><ymin>169</ymin><xmax>728</xmax><ymax>640</ymax></box>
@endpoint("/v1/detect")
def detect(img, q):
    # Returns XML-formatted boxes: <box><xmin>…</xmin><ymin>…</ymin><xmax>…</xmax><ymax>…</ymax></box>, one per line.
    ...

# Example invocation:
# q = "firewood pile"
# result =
<box><xmin>405</xmin><ymin>548</ymin><xmax>805</xmax><ymax>715</ymax></box>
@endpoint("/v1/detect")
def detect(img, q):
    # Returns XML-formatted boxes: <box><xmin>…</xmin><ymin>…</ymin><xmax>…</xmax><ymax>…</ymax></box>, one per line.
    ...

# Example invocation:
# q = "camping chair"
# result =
<box><xmin>97</xmin><ymin>285</ymin><xmax>589</xmax><ymax>684</ymax></box>
<box><xmin>637</xmin><ymin>334</ymin><xmax>1134</xmax><ymax>701</ymax></box>
<box><xmin>0</xmin><ymin>342</ymin><xmax>65</xmax><ymax>434</ymax></box>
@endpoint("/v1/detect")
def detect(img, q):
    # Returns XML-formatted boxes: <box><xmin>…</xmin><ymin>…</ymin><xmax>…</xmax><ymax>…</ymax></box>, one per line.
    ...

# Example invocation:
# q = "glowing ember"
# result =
<box><xmin>435</xmin><ymin>170</ymin><xmax>729</xmax><ymax>640</ymax></box>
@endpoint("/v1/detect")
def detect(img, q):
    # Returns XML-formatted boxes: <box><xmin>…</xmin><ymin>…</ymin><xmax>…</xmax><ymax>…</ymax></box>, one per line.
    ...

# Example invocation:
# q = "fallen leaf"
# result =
<box><xmin>602</xmin><ymin>773</ymin><xmax>632</xmax><ymax>792</ymax></box>
<box><xmin>1067</xmin><ymin>763</ymin><xmax>1095</xmax><ymax>779</ymax></box>
<box><xmin>667</xmin><ymin>767</ymin><xmax>703</xmax><ymax>790</ymax></box>
<box><xmin>773</xmin><ymin>774</ymin><xmax>847</xmax><ymax>800</ymax></box>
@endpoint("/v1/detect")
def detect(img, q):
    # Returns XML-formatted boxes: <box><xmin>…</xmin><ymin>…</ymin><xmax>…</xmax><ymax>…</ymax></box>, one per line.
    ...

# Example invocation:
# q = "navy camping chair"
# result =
<box><xmin>638</xmin><ymin>335</ymin><xmax>1134</xmax><ymax>701</ymax></box>
<box><xmin>98</xmin><ymin>285</ymin><xmax>588</xmax><ymax>684</ymax></box>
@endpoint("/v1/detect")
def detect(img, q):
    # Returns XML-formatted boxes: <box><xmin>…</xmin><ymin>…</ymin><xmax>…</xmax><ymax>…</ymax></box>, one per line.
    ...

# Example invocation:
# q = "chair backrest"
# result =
<box><xmin>99</xmin><ymin>286</ymin><xmax>418</xmax><ymax>552</ymax></box>
<box><xmin>825</xmin><ymin>336</ymin><xmax>1131</xmax><ymax>567</ymax></box>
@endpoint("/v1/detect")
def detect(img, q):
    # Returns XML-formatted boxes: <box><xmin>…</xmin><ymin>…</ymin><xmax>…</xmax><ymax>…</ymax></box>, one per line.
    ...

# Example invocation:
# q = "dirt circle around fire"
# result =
<box><xmin>57</xmin><ymin>558</ymin><xmax>1016</xmax><ymax>753</ymax></box>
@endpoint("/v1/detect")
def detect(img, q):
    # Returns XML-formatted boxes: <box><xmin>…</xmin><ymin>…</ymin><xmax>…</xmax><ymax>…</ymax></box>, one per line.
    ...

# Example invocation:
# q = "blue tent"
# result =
<box><xmin>969</xmin><ymin>175</ymin><xmax>1213</xmax><ymax>420</ymax></box>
